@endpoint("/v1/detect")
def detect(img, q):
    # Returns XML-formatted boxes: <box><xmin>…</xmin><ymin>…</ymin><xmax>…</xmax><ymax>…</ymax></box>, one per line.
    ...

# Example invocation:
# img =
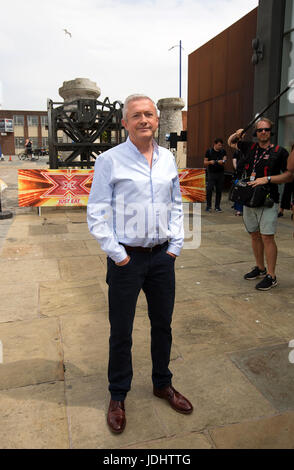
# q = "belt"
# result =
<box><xmin>121</xmin><ymin>241</ymin><xmax>168</xmax><ymax>253</ymax></box>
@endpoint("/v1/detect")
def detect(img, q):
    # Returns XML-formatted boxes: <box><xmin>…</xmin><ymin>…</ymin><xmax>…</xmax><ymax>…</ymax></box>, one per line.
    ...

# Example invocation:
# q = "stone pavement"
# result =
<box><xmin>0</xmin><ymin>159</ymin><xmax>294</xmax><ymax>449</ymax></box>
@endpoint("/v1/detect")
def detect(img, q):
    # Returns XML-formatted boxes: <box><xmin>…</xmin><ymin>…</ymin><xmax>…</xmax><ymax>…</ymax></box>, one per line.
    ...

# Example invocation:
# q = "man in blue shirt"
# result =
<box><xmin>87</xmin><ymin>94</ymin><xmax>193</xmax><ymax>434</ymax></box>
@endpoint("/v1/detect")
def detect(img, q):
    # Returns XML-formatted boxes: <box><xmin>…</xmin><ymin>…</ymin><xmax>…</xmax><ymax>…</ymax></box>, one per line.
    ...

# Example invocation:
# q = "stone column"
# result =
<box><xmin>157</xmin><ymin>97</ymin><xmax>185</xmax><ymax>148</ymax></box>
<box><xmin>157</xmin><ymin>97</ymin><xmax>186</xmax><ymax>166</ymax></box>
<box><xmin>59</xmin><ymin>77</ymin><xmax>101</xmax><ymax>102</ymax></box>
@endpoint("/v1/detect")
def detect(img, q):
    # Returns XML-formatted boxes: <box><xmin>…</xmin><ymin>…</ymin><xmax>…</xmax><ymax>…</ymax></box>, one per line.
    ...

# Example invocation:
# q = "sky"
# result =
<box><xmin>0</xmin><ymin>0</ymin><xmax>258</xmax><ymax>111</ymax></box>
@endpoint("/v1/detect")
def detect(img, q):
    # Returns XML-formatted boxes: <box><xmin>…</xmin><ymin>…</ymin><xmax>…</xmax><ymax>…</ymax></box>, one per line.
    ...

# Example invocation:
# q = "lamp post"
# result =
<box><xmin>169</xmin><ymin>40</ymin><xmax>183</xmax><ymax>98</ymax></box>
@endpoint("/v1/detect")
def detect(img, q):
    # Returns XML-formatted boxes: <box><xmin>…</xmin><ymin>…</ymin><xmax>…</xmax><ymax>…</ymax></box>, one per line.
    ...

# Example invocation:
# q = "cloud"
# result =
<box><xmin>0</xmin><ymin>0</ymin><xmax>258</xmax><ymax>110</ymax></box>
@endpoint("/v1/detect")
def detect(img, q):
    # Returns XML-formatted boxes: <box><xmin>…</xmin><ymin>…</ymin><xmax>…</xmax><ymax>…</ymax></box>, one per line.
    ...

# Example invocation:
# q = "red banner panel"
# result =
<box><xmin>18</xmin><ymin>168</ymin><xmax>206</xmax><ymax>207</ymax></box>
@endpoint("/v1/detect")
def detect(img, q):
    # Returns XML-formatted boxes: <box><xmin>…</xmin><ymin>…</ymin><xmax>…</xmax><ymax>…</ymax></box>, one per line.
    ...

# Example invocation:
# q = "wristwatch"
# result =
<box><xmin>267</xmin><ymin>176</ymin><xmax>271</xmax><ymax>182</ymax></box>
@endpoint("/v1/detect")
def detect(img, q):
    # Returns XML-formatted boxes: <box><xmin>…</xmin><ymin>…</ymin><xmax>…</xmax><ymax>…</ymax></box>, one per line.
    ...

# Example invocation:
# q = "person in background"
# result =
<box><xmin>204</xmin><ymin>138</ymin><xmax>227</xmax><ymax>212</ymax></box>
<box><xmin>278</xmin><ymin>144</ymin><xmax>294</xmax><ymax>220</ymax></box>
<box><xmin>228</xmin><ymin>118</ymin><xmax>289</xmax><ymax>291</ymax></box>
<box><xmin>25</xmin><ymin>139</ymin><xmax>33</xmax><ymax>161</ymax></box>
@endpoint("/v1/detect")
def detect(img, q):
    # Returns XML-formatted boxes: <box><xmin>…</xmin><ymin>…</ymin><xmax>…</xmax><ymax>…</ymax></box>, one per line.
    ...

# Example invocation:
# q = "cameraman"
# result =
<box><xmin>228</xmin><ymin>118</ymin><xmax>288</xmax><ymax>291</ymax></box>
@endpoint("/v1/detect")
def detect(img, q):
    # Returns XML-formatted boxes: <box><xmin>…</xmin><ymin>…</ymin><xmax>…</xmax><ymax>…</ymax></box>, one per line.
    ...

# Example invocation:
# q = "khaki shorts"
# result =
<box><xmin>243</xmin><ymin>203</ymin><xmax>279</xmax><ymax>235</ymax></box>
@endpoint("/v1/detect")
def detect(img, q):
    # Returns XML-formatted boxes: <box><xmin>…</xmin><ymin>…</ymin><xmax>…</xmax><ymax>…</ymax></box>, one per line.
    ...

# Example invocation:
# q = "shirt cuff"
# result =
<box><xmin>111</xmin><ymin>247</ymin><xmax>128</xmax><ymax>263</ymax></box>
<box><xmin>167</xmin><ymin>243</ymin><xmax>182</xmax><ymax>257</ymax></box>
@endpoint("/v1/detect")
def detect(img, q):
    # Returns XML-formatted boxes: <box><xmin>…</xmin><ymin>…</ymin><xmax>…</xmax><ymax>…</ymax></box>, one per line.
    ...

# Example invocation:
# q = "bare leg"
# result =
<box><xmin>261</xmin><ymin>234</ymin><xmax>277</xmax><ymax>278</ymax></box>
<box><xmin>250</xmin><ymin>231</ymin><xmax>265</xmax><ymax>270</ymax></box>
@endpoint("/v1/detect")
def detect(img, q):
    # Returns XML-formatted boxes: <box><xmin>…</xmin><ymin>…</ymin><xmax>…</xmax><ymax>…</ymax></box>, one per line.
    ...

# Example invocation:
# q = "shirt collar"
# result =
<box><xmin>126</xmin><ymin>136</ymin><xmax>160</xmax><ymax>159</ymax></box>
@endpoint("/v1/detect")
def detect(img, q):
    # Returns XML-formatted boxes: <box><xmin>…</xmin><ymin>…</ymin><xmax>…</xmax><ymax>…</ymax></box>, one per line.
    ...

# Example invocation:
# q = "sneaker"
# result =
<box><xmin>215</xmin><ymin>208</ymin><xmax>223</xmax><ymax>212</ymax></box>
<box><xmin>205</xmin><ymin>207</ymin><xmax>211</xmax><ymax>212</ymax></box>
<box><xmin>244</xmin><ymin>266</ymin><xmax>267</xmax><ymax>280</ymax></box>
<box><xmin>255</xmin><ymin>274</ymin><xmax>277</xmax><ymax>291</ymax></box>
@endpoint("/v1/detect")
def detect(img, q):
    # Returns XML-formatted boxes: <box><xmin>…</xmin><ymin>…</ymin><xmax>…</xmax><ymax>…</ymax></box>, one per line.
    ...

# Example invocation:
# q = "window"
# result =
<box><xmin>13</xmin><ymin>115</ymin><xmax>24</xmax><ymax>126</ymax></box>
<box><xmin>27</xmin><ymin>115</ymin><xmax>39</xmax><ymax>126</ymax></box>
<box><xmin>58</xmin><ymin>137</ymin><xmax>64</xmax><ymax>144</ymax></box>
<box><xmin>15</xmin><ymin>137</ymin><xmax>25</xmax><ymax>148</ymax></box>
<box><xmin>42</xmin><ymin>137</ymin><xmax>48</xmax><ymax>148</ymax></box>
<box><xmin>41</xmin><ymin>115</ymin><xmax>48</xmax><ymax>127</ymax></box>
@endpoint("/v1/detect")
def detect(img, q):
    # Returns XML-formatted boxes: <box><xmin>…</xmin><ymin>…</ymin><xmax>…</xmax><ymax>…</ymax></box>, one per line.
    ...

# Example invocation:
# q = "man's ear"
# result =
<box><xmin>121</xmin><ymin>118</ymin><xmax>128</xmax><ymax>130</ymax></box>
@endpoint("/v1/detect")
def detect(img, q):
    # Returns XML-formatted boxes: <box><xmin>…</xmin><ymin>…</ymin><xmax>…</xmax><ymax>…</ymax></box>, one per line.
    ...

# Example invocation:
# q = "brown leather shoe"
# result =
<box><xmin>153</xmin><ymin>385</ymin><xmax>193</xmax><ymax>414</ymax></box>
<box><xmin>107</xmin><ymin>400</ymin><xmax>126</xmax><ymax>433</ymax></box>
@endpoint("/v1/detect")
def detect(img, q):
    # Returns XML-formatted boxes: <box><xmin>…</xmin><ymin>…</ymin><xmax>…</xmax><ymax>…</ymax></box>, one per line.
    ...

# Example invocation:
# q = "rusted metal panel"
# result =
<box><xmin>187</xmin><ymin>8</ymin><xmax>258</xmax><ymax>171</ymax></box>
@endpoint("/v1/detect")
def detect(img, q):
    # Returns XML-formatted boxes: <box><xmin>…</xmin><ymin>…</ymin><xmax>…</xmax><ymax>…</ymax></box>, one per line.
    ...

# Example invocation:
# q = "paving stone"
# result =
<box><xmin>0</xmin><ymin>257</ymin><xmax>60</xmax><ymax>282</ymax></box>
<box><xmin>0</xmin><ymin>318</ymin><xmax>64</xmax><ymax>389</ymax></box>
<box><xmin>67</xmin><ymin>223</ymin><xmax>90</xmax><ymax>233</ymax></box>
<box><xmin>0</xmin><ymin>282</ymin><xmax>39</xmax><ymax>323</ymax></box>
<box><xmin>58</xmin><ymin>255</ymin><xmax>105</xmax><ymax>281</ymax></box>
<box><xmin>171</xmin><ymin>296</ymin><xmax>280</xmax><ymax>356</ymax></box>
<box><xmin>125</xmin><ymin>432</ymin><xmax>213</xmax><ymax>449</ymax></box>
<box><xmin>65</xmin><ymin>375</ymin><xmax>167</xmax><ymax>449</ymax></box>
<box><xmin>40</xmin><ymin>279</ymin><xmax>107</xmax><ymax>317</ymax></box>
<box><xmin>84</xmin><ymin>239</ymin><xmax>105</xmax><ymax>255</ymax></box>
<box><xmin>209</xmin><ymin>411</ymin><xmax>294</xmax><ymax>449</ymax></box>
<box><xmin>0</xmin><ymin>382</ymin><xmax>69</xmax><ymax>448</ymax></box>
<box><xmin>1</xmin><ymin>242</ymin><xmax>43</xmax><ymax>259</ymax></box>
<box><xmin>198</xmin><ymin>245</ymin><xmax>250</xmax><ymax>264</ymax></box>
<box><xmin>174</xmin><ymin>262</ymin><xmax>255</xmax><ymax>298</ymax></box>
<box><xmin>65</xmin><ymin>210</ymin><xmax>87</xmax><ymax>223</ymax></box>
<box><xmin>150</xmin><ymin>355</ymin><xmax>275</xmax><ymax>435</ymax></box>
<box><xmin>217</xmin><ymin>292</ymin><xmax>294</xmax><ymax>340</ymax></box>
<box><xmin>28</xmin><ymin>224</ymin><xmax>68</xmax><ymax>235</ymax></box>
<box><xmin>230</xmin><ymin>343</ymin><xmax>294</xmax><ymax>412</ymax></box>
<box><xmin>41</xmin><ymin>240</ymin><xmax>89</xmax><ymax>258</ymax></box>
<box><xmin>60</xmin><ymin>312</ymin><xmax>109</xmax><ymax>379</ymax></box>
<box><xmin>175</xmin><ymin>249</ymin><xmax>215</xmax><ymax>269</ymax></box>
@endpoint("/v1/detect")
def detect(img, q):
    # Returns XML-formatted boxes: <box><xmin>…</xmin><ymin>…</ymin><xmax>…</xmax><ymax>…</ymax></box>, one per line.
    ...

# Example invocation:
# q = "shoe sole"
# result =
<box><xmin>244</xmin><ymin>274</ymin><xmax>266</xmax><ymax>280</ymax></box>
<box><xmin>256</xmin><ymin>282</ymin><xmax>278</xmax><ymax>291</ymax></box>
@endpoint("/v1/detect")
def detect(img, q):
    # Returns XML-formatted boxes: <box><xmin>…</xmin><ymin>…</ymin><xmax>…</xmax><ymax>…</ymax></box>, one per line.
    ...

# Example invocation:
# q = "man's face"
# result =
<box><xmin>214</xmin><ymin>142</ymin><xmax>223</xmax><ymax>151</ymax></box>
<box><xmin>122</xmin><ymin>99</ymin><xmax>159</xmax><ymax>142</ymax></box>
<box><xmin>256</xmin><ymin>121</ymin><xmax>271</xmax><ymax>143</ymax></box>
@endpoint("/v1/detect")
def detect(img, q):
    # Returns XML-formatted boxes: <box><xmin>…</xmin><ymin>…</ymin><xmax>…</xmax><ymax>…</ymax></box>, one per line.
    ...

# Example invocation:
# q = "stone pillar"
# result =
<box><xmin>59</xmin><ymin>77</ymin><xmax>101</xmax><ymax>102</ymax></box>
<box><xmin>157</xmin><ymin>97</ymin><xmax>186</xmax><ymax>167</ymax></box>
<box><xmin>157</xmin><ymin>97</ymin><xmax>185</xmax><ymax>148</ymax></box>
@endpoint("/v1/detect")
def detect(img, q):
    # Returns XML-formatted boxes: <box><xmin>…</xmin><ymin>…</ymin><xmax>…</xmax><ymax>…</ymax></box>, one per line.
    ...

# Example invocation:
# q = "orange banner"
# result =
<box><xmin>18</xmin><ymin>168</ymin><xmax>206</xmax><ymax>207</ymax></box>
<box><xmin>18</xmin><ymin>169</ymin><xmax>94</xmax><ymax>207</ymax></box>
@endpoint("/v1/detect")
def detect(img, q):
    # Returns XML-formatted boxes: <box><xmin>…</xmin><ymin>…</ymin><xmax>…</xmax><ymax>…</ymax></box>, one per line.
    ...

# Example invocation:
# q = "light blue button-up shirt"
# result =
<box><xmin>87</xmin><ymin>137</ymin><xmax>184</xmax><ymax>263</ymax></box>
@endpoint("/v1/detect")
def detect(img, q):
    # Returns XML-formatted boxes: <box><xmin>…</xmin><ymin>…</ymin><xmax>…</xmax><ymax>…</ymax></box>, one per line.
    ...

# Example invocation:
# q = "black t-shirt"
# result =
<box><xmin>205</xmin><ymin>148</ymin><xmax>227</xmax><ymax>174</ymax></box>
<box><xmin>25</xmin><ymin>141</ymin><xmax>32</xmax><ymax>153</ymax></box>
<box><xmin>237</xmin><ymin>141</ymin><xmax>289</xmax><ymax>203</ymax></box>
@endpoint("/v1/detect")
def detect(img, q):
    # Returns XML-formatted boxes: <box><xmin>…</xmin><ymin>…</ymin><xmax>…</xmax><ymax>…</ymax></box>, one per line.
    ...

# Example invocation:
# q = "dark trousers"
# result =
<box><xmin>280</xmin><ymin>181</ymin><xmax>294</xmax><ymax>210</ymax></box>
<box><xmin>206</xmin><ymin>172</ymin><xmax>224</xmax><ymax>209</ymax></box>
<box><xmin>106</xmin><ymin>243</ymin><xmax>175</xmax><ymax>401</ymax></box>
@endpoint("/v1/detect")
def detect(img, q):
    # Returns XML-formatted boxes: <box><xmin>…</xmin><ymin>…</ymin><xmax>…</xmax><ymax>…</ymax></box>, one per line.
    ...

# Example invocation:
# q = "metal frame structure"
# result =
<box><xmin>47</xmin><ymin>97</ymin><xmax>125</xmax><ymax>169</ymax></box>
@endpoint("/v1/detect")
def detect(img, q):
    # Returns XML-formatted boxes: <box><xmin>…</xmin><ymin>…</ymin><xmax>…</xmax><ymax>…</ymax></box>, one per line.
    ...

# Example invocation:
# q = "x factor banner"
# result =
<box><xmin>18</xmin><ymin>168</ymin><xmax>206</xmax><ymax>207</ymax></box>
<box><xmin>178</xmin><ymin>168</ymin><xmax>206</xmax><ymax>203</ymax></box>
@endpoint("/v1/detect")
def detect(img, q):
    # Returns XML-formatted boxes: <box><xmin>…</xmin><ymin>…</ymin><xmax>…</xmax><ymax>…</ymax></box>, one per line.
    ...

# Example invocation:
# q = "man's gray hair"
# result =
<box><xmin>254</xmin><ymin>116</ymin><xmax>274</xmax><ymax>130</ymax></box>
<box><xmin>122</xmin><ymin>94</ymin><xmax>157</xmax><ymax>120</ymax></box>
